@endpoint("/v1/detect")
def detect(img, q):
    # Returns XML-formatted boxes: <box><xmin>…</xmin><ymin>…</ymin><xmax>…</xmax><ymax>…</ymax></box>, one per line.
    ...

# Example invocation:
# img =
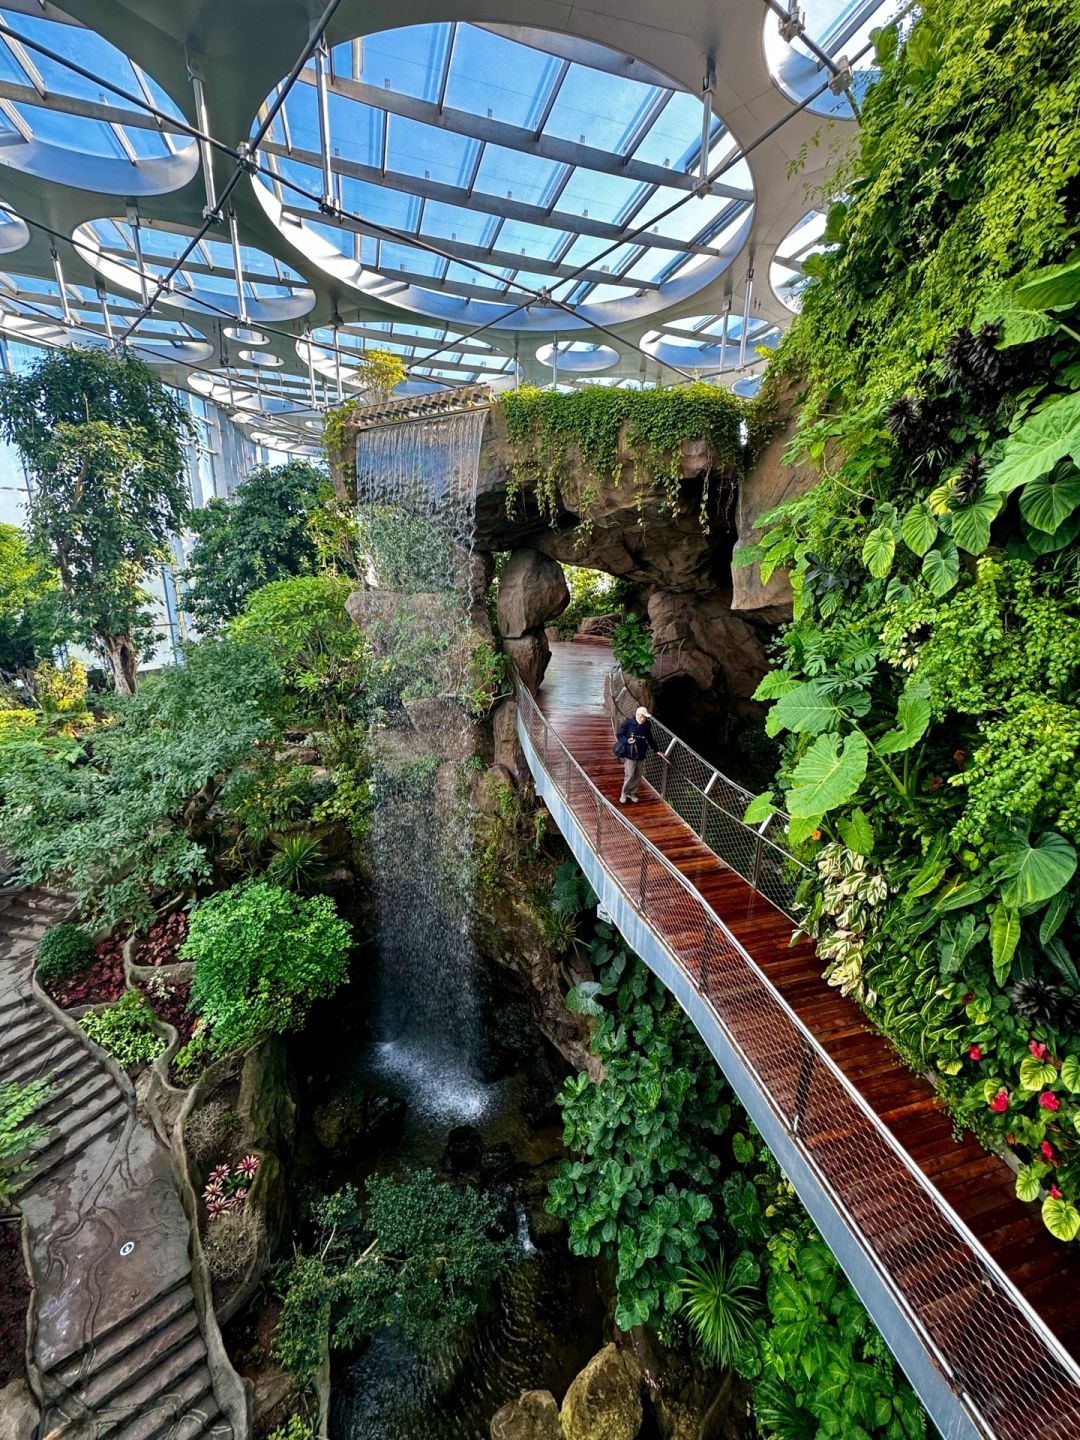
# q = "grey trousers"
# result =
<box><xmin>621</xmin><ymin>756</ymin><xmax>645</xmax><ymax>801</ymax></box>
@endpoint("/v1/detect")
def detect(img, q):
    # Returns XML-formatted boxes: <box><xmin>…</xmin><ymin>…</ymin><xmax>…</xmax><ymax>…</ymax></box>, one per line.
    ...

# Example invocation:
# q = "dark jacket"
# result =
<box><xmin>617</xmin><ymin>716</ymin><xmax>656</xmax><ymax>762</ymax></box>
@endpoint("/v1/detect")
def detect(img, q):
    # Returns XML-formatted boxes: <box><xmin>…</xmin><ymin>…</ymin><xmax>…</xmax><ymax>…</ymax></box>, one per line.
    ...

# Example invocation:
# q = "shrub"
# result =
<box><xmin>612</xmin><ymin>611</ymin><xmax>655</xmax><ymax>679</ymax></box>
<box><xmin>79</xmin><ymin>990</ymin><xmax>165</xmax><ymax>1069</ymax></box>
<box><xmin>266</xmin><ymin>834</ymin><xmax>328</xmax><ymax>892</ymax></box>
<box><xmin>0</xmin><ymin>1079</ymin><xmax>51</xmax><ymax>1206</ymax></box>
<box><xmin>181</xmin><ymin>882</ymin><xmax>352</xmax><ymax>1056</ymax></box>
<box><xmin>35</xmin><ymin>924</ymin><xmax>93</xmax><ymax>984</ymax></box>
<box><xmin>679</xmin><ymin>1252</ymin><xmax>760</xmax><ymax>1368</ymax></box>
<box><xmin>204</xmin><ymin>1210</ymin><xmax>259</xmax><ymax>1286</ymax></box>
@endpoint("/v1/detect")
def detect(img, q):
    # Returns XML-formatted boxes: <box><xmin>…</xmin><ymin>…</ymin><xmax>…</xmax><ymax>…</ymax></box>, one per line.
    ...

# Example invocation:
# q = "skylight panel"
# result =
<box><xmin>558</xmin><ymin>169</ymin><xmax>640</xmax><ymax>225</ymax></box>
<box><xmin>496</xmin><ymin>219</ymin><xmax>567</xmax><ymax>264</ymax></box>
<box><xmin>543</xmin><ymin>67</ymin><xmax>655</xmax><ymax>155</ymax></box>
<box><xmin>420</xmin><ymin>201</ymin><xmax>497</xmax><ymax>250</ymax></box>
<box><xmin>357</xmin><ymin>23</ymin><xmax>451</xmax><ymax>103</ymax></box>
<box><xmin>379</xmin><ymin>241</ymin><xmax>444</xmax><ymax>279</ymax></box>
<box><xmin>387</xmin><ymin>116</ymin><xmax>477</xmax><ymax>188</ymax></box>
<box><xmin>444</xmin><ymin>26</ymin><xmax>561</xmax><ymax>128</ymax></box>
<box><xmin>325</xmin><ymin>91</ymin><xmax>381</xmax><ymax>169</ymax></box>
<box><xmin>629</xmin><ymin>90</ymin><xmax>701</xmax><ymax>168</ymax></box>
<box><xmin>474</xmin><ymin>146</ymin><xmax>562</xmax><ymax>209</ymax></box>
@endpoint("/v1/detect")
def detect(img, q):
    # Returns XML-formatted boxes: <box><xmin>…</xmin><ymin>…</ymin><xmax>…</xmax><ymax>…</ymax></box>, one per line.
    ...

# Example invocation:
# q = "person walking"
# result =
<box><xmin>617</xmin><ymin>706</ymin><xmax>656</xmax><ymax>804</ymax></box>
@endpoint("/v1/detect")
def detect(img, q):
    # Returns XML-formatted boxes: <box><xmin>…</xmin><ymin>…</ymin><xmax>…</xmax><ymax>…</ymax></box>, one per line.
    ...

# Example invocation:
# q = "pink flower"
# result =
<box><xmin>989</xmin><ymin>1089</ymin><xmax>1009</xmax><ymax>1113</ymax></box>
<box><xmin>969</xmin><ymin>1046</ymin><xmax>982</xmax><ymax>1061</ymax></box>
<box><xmin>1041</xmin><ymin>1141</ymin><xmax>1056</xmax><ymax>1163</ymax></box>
<box><xmin>238</xmin><ymin>1154</ymin><xmax>261</xmax><ymax>1178</ymax></box>
<box><xmin>1040</xmin><ymin>1091</ymin><xmax>1060</xmax><ymax>1111</ymax></box>
<box><xmin>206</xmin><ymin>1198</ymin><xmax>227</xmax><ymax>1219</ymax></box>
<box><xmin>1051</xmin><ymin>1185</ymin><xmax>1063</xmax><ymax>1200</ymax></box>
<box><xmin>233</xmin><ymin>1187</ymin><xmax>248</xmax><ymax>1203</ymax></box>
<box><xmin>1029</xmin><ymin>1041</ymin><xmax>1048</xmax><ymax>1060</ymax></box>
<box><xmin>209</xmin><ymin>1163</ymin><xmax>230</xmax><ymax>1182</ymax></box>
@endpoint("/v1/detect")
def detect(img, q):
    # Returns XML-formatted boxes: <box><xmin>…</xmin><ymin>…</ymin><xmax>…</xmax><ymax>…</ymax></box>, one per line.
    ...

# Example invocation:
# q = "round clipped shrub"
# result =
<box><xmin>180</xmin><ymin>882</ymin><xmax>352</xmax><ymax>1057</ymax></box>
<box><xmin>35</xmin><ymin>924</ymin><xmax>94</xmax><ymax>984</ymax></box>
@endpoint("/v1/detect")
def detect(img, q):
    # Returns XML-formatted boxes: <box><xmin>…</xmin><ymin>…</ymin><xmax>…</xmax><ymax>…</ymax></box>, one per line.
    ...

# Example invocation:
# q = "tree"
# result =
<box><xmin>272</xmin><ymin>1171</ymin><xmax>514</xmax><ymax>1378</ymax></box>
<box><xmin>0</xmin><ymin>347</ymin><xmax>192</xmax><ymax>693</ymax></box>
<box><xmin>0</xmin><ymin>636</ymin><xmax>282</xmax><ymax>925</ymax></box>
<box><xmin>181</xmin><ymin>461</ymin><xmax>326</xmax><ymax>632</ymax></box>
<box><xmin>0</xmin><ymin>523</ymin><xmax>73</xmax><ymax>693</ymax></box>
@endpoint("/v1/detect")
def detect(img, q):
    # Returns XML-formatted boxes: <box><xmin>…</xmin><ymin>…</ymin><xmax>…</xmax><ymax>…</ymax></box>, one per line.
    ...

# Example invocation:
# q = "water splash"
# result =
<box><xmin>355</xmin><ymin>409</ymin><xmax>488</xmax><ymax>1081</ymax></box>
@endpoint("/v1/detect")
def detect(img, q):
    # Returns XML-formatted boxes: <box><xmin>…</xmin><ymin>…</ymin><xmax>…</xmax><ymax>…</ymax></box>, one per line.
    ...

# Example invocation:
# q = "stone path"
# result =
<box><xmin>0</xmin><ymin>887</ymin><xmax>241</xmax><ymax>1440</ymax></box>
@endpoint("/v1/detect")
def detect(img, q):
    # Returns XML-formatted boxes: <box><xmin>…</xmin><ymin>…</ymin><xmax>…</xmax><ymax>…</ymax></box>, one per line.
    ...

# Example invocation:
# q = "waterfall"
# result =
<box><xmin>354</xmin><ymin>408</ymin><xmax>491</xmax><ymax>1122</ymax></box>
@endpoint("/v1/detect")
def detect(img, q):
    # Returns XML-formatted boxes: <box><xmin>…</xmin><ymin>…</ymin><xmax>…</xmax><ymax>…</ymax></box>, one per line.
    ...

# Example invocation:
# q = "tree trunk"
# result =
<box><xmin>102</xmin><ymin>634</ymin><xmax>138</xmax><ymax>695</ymax></box>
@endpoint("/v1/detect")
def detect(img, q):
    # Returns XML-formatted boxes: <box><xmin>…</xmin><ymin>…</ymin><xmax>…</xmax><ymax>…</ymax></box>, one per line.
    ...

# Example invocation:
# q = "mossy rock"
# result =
<box><xmin>560</xmin><ymin>1344</ymin><xmax>642</xmax><ymax>1440</ymax></box>
<box><xmin>492</xmin><ymin>1389</ymin><xmax>563</xmax><ymax>1440</ymax></box>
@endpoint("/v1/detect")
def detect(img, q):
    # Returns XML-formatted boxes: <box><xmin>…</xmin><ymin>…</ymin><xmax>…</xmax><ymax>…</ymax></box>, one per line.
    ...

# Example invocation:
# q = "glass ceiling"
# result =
<box><xmin>256</xmin><ymin>21</ymin><xmax>755</xmax><ymax>323</ymax></box>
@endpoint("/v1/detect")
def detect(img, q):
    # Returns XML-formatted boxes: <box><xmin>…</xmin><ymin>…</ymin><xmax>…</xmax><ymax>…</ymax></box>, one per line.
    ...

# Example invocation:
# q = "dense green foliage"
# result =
<box><xmin>0</xmin><ymin>523</ymin><xmax>73</xmax><ymax>692</ymax></box>
<box><xmin>611</xmin><ymin>611</ymin><xmax>655</xmax><ymax>680</ymax></box>
<box><xmin>273</xmin><ymin>1171</ymin><xmax>513</xmax><ymax>1378</ymax></box>
<box><xmin>778</xmin><ymin>0</ymin><xmax>1080</xmax><ymax>410</ymax></box>
<box><xmin>501</xmin><ymin>383</ymin><xmax>745</xmax><ymax>535</ymax></box>
<box><xmin>548</xmin><ymin>874</ymin><xmax>924</xmax><ymax>1437</ymax></box>
<box><xmin>35</xmin><ymin>924</ymin><xmax>93</xmax><ymax>984</ymax></box>
<box><xmin>551</xmin><ymin>565</ymin><xmax>627</xmax><ymax>641</ymax></box>
<box><xmin>181</xmin><ymin>462</ymin><xmax>326</xmax><ymax>631</ymax></box>
<box><xmin>182</xmin><ymin>882</ymin><xmax>352</xmax><ymax>1057</ymax></box>
<box><xmin>0</xmin><ymin>348</ymin><xmax>191</xmax><ymax>692</ymax></box>
<box><xmin>741</xmin><ymin>0</ymin><xmax>1080</xmax><ymax>1240</ymax></box>
<box><xmin>0</xmin><ymin>1078</ymin><xmax>50</xmax><ymax>1207</ymax></box>
<box><xmin>80</xmin><ymin>989</ymin><xmax>166</xmax><ymax>1069</ymax></box>
<box><xmin>0</xmin><ymin>637</ymin><xmax>282</xmax><ymax>925</ymax></box>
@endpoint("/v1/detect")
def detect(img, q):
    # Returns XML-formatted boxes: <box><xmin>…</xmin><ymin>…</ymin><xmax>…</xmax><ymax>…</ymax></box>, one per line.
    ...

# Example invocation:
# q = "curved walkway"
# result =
<box><xmin>0</xmin><ymin>887</ymin><xmax>240</xmax><ymax>1440</ymax></box>
<box><xmin>520</xmin><ymin>640</ymin><xmax>1080</xmax><ymax>1440</ymax></box>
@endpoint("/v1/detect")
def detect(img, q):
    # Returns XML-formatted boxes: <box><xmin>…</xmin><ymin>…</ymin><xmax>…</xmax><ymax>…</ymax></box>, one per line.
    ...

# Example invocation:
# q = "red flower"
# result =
<box><xmin>1041</xmin><ymin>1141</ymin><xmax>1056</xmax><ymax>1163</ymax></box>
<box><xmin>1040</xmin><ymin>1091</ymin><xmax>1061</xmax><ymax>1111</ymax></box>
<box><xmin>953</xmin><ymin>749</ymin><xmax>968</xmax><ymax>769</ymax></box>
<box><xmin>1029</xmin><ymin>1040</ymin><xmax>1048</xmax><ymax>1060</ymax></box>
<box><xmin>989</xmin><ymin>1089</ymin><xmax>1009</xmax><ymax>1113</ymax></box>
<box><xmin>969</xmin><ymin>1045</ymin><xmax>982</xmax><ymax>1061</ymax></box>
<box><xmin>1051</xmin><ymin>1185</ymin><xmax>1063</xmax><ymax>1200</ymax></box>
<box><xmin>929</xmin><ymin>775</ymin><xmax>943</xmax><ymax>792</ymax></box>
<box><xmin>1006</xmin><ymin>1133</ymin><xmax>1016</xmax><ymax>1145</ymax></box>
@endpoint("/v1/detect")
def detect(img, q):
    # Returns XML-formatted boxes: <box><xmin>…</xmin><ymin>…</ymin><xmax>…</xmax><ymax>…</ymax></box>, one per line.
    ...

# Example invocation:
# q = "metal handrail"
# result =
<box><xmin>607</xmin><ymin>663</ymin><xmax>809</xmax><ymax>919</ymax></box>
<box><xmin>515</xmin><ymin>674</ymin><xmax>1080</xmax><ymax>1440</ymax></box>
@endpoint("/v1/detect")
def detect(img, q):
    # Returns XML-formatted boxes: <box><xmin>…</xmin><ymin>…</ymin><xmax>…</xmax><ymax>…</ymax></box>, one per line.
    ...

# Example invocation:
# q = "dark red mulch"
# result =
<box><xmin>41</xmin><ymin>934</ymin><xmax>126</xmax><ymax>1010</ymax></box>
<box><xmin>137</xmin><ymin>977</ymin><xmax>198</xmax><ymax>1047</ymax></box>
<box><xmin>132</xmin><ymin>911</ymin><xmax>188</xmax><ymax>968</ymax></box>
<box><xmin>0</xmin><ymin>1221</ymin><xmax>30</xmax><ymax>1387</ymax></box>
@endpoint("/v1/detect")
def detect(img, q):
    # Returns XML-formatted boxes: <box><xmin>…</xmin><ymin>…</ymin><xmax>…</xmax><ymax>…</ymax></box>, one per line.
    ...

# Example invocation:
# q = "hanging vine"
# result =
<box><xmin>499</xmin><ymin>383</ymin><xmax>747</xmax><ymax>537</ymax></box>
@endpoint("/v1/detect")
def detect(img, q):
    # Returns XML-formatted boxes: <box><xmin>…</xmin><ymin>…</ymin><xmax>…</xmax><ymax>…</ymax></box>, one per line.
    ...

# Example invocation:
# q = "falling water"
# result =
<box><xmin>355</xmin><ymin>409</ymin><xmax>490</xmax><ymax>1122</ymax></box>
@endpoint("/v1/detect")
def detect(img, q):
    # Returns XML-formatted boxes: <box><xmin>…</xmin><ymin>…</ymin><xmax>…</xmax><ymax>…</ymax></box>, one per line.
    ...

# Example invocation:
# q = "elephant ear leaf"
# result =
<box><xmin>1014</xmin><ymin>258</ymin><xmax>1080</xmax><ymax>312</ymax></box>
<box><xmin>993</xmin><ymin>830</ymin><xmax>1077</xmax><ymax>909</ymax></box>
<box><xmin>986</xmin><ymin>392</ymin><xmax>1080</xmax><ymax>496</ymax></box>
<box><xmin>837</xmin><ymin>807</ymin><xmax>875</xmax><ymax>856</ymax></box>
<box><xmin>989</xmin><ymin>903</ymin><xmax>1021</xmax><ymax>986</ymax></box>
<box><xmin>875</xmin><ymin>680</ymin><xmax>931</xmax><ymax>755</ymax></box>
<box><xmin>1042</xmin><ymin>1195</ymin><xmax>1080</xmax><ymax>1243</ymax></box>
<box><xmin>766</xmin><ymin>680</ymin><xmax>846</xmax><ymax>738</ymax></box>
<box><xmin>787</xmin><ymin>732</ymin><xmax>868</xmax><ymax>818</ymax></box>
<box><xmin>1017</xmin><ymin>463</ymin><xmax>1080</xmax><ymax>534</ymax></box>
<box><xmin>862</xmin><ymin>525</ymin><xmax>896</xmax><ymax>579</ymax></box>
<box><xmin>901</xmin><ymin>502</ymin><xmax>938</xmax><ymax>556</ymax></box>
<box><xmin>949</xmin><ymin>491</ymin><xmax>1001</xmax><ymax>555</ymax></box>
<box><xmin>922</xmin><ymin>539</ymin><xmax>959</xmax><ymax>597</ymax></box>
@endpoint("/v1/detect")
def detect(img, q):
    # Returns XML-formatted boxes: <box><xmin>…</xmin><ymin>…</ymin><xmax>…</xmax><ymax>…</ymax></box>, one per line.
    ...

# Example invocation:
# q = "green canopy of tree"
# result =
<box><xmin>0</xmin><ymin>636</ymin><xmax>282</xmax><ymax>925</ymax></box>
<box><xmin>181</xmin><ymin>461</ymin><xmax>326</xmax><ymax>632</ymax></box>
<box><xmin>0</xmin><ymin>522</ymin><xmax>74</xmax><ymax>691</ymax></box>
<box><xmin>0</xmin><ymin>347</ymin><xmax>192</xmax><ymax>693</ymax></box>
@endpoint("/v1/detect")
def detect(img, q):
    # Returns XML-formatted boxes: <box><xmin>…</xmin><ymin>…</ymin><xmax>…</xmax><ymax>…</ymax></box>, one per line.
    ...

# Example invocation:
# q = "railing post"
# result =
<box><xmin>699</xmin><ymin>773</ymin><xmax>718</xmax><ymax>839</ymax></box>
<box><xmin>792</xmin><ymin>1049</ymin><xmax>815</xmax><ymax>1134</ymax></box>
<box><xmin>638</xmin><ymin>846</ymin><xmax>648</xmax><ymax>909</ymax></box>
<box><xmin>751</xmin><ymin>829</ymin><xmax>764</xmax><ymax>892</ymax></box>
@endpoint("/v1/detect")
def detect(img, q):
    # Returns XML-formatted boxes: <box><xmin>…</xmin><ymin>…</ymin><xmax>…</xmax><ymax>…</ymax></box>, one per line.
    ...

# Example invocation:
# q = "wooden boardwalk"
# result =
<box><xmin>532</xmin><ymin>639</ymin><xmax>1080</xmax><ymax>1435</ymax></box>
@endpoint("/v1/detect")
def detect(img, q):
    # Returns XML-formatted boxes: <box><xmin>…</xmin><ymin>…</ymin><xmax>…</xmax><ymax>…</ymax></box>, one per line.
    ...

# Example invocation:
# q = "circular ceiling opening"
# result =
<box><xmin>73</xmin><ymin>218</ymin><xmax>316</xmax><ymax>322</ymax></box>
<box><xmin>535</xmin><ymin>341</ymin><xmax>620</xmax><ymax>373</ymax></box>
<box><xmin>640</xmin><ymin>311</ymin><xmax>782</xmax><ymax>373</ymax></box>
<box><xmin>0</xmin><ymin>9</ymin><xmax>198</xmax><ymax>194</ymax></box>
<box><xmin>763</xmin><ymin>0</ymin><xmax>901</xmax><ymax>118</ymax></box>
<box><xmin>769</xmin><ymin>209</ymin><xmax>830</xmax><ymax>311</ymax></box>
<box><xmin>251</xmin><ymin>20</ymin><xmax>754</xmax><ymax>332</ymax></box>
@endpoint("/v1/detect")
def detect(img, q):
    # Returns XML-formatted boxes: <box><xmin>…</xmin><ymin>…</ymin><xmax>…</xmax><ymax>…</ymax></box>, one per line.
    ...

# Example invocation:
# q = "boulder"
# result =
<box><xmin>492</xmin><ymin>1389</ymin><xmax>563</xmax><ymax>1440</ymax></box>
<box><xmin>498</xmin><ymin>550</ymin><xmax>570</xmax><ymax>638</ymax></box>
<box><xmin>442</xmin><ymin>1124</ymin><xmax>484</xmax><ymax>1174</ymax></box>
<box><xmin>503</xmin><ymin>634</ymin><xmax>551</xmax><ymax>697</ymax></box>
<box><xmin>560</xmin><ymin>1344</ymin><xmax>643</xmax><ymax>1440</ymax></box>
<box><xmin>0</xmin><ymin>1379</ymin><xmax>38</xmax><ymax>1440</ymax></box>
<box><xmin>312</xmin><ymin>1086</ymin><xmax>407</xmax><ymax>1155</ymax></box>
<box><xmin>647</xmin><ymin>591</ymin><xmax>769</xmax><ymax>702</ymax></box>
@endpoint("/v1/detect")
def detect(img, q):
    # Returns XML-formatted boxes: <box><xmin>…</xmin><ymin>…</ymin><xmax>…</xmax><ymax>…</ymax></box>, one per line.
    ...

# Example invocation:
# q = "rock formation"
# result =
<box><xmin>560</xmin><ymin>1344</ymin><xmax>644</xmax><ymax>1440</ymax></box>
<box><xmin>497</xmin><ymin>548</ymin><xmax>570</xmax><ymax>696</ymax></box>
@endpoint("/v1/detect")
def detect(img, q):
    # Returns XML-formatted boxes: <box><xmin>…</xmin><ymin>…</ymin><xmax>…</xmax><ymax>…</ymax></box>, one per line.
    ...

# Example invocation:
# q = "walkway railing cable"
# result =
<box><xmin>514</xmin><ymin>673</ymin><xmax>1080</xmax><ymax>1440</ymax></box>
<box><xmin>607</xmin><ymin>663</ymin><xmax>808</xmax><ymax>918</ymax></box>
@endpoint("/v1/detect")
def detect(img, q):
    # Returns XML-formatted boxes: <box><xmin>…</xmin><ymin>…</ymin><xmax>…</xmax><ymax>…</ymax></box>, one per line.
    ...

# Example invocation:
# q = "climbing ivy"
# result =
<box><xmin>500</xmin><ymin>383</ymin><xmax>746</xmax><ymax>535</ymax></box>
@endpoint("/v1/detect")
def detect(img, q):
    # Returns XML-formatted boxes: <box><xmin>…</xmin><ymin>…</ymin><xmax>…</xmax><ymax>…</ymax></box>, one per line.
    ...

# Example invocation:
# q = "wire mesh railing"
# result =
<box><xmin>515</xmin><ymin>675</ymin><xmax>1080</xmax><ymax>1440</ymax></box>
<box><xmin>607</xmin><ymin>664</ymin><xmax>810</xmax><ymax>919</ymax></box>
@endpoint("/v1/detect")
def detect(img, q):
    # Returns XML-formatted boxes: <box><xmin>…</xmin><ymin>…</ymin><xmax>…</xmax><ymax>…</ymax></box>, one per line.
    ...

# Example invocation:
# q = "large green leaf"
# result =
<box><xmin>989</xmin><ymin>903</ymin><xmax>1020</xmax><ymax>986</ymax></box>
<box><xmin>922</xmin><ymin>540</ymin><xmax>959</xmax><ymax>597</ymax></box>
<box><xmin>753</xmin><ymin>669</ymin><xmax>799</xmax><ymax>701</ymax></box>
<box><xmin>743</xmin><ymin>791</ymin><xmax>776</xmax><ymax>824</ymax></box>
<box><xmin>787</xmin><ymin>732</ymin><xmax>869</xmax><ymax>818</ymax></box>
<box><xmin>1061</xmin><ymin>1056</ymin><xmax>1080</xmax><ymax>1094</ymax></box>
<box><xmin>986</xmin><ymin>392</ymin><xmax>1080</xmax><ymax>496</ymax></box>
<box><xmin>949</xmin><ymin>492</ymin><xmax>1001</xmax><ymax>554</ymax></box>
<box><xmin>1021</xmin><ymin>510</ymin><xmax>1080</xmax><ymax>554</ymax></box>
<box><xmin>837</xmin><ymin>807</ymin><xmax>874</xmax><ymax>856</ymax></box>
<box><xmin>1019</xmin><ymin>1056</ymin><xmax>1057</xmax><ymax>1090</ymax></box>
<box><xmin>862</xmin><ymin>525</ymin><xmax>895</xmax><ymax>579</ymax></box>
<box><xmin>1014</xmin><ymin>258</ymin><xmax>1080</xmax><ymax>312</ymax></box>
<box><xmin>1042</xmin><ymin>1195</ymin><xmax>1080</xmax><ymax>1243</ymax></box>
<box><xmin>766</xmin><ymin>680</ymin><xmax>847</xmax><ymax>738</ymax></box>
<box><xmin>900</xmin><ymin>502</ymin><xmax>938</xmax><ymax>556</ymax></box>
<box><xmin>1040</xmin><ymin>889</ymin><xmax>1072</xmax><ymax>945</ymax></box>
<box><xmin>932</xmin><ymin>872</ymin><xmax>996</xmax><ymax>912</ymax></box>
<box><xmin>1015</xmin><ymin>1162</ymin><xmax>1049</xmax><ymax>1204</ymax></box>
<box><xmin>978</xmin><ymin>285</ymin><xmax>1060</xmax><ymax>347</ymax></box>
<box><xmin>993</xmin><ymin>829</ymin><xmax>1077</xmax><ymax>909</ymax></box>
<box><xmin>1017</xmin><ymin>464</ymin><xmax>1080</xmax><ymax>534</ymax></box>
<box><xmin>875</xmin><ymin>680</ymin><xmax>931</xmax><ymax>756</ymax></box>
